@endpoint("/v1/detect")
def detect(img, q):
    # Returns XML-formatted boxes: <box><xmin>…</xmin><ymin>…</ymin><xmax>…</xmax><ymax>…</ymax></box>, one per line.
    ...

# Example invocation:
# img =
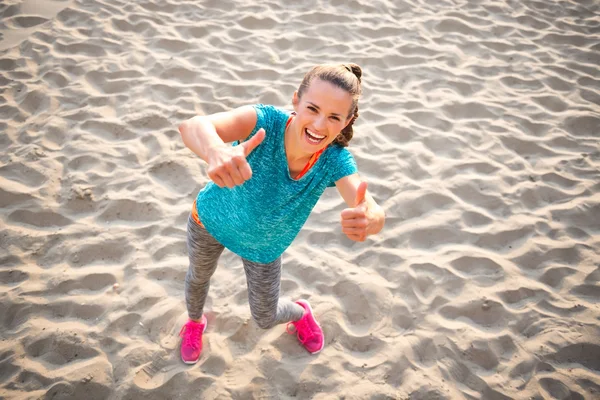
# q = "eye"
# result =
<box><xmin>307</xmin><ymin>106</ymin><xmax>317</xmax><ymax>113</ymax></box>
<box><xmin>330</xmin><ymin>116</ymin><xmax>340</xmax><ymax>121</ymax></box>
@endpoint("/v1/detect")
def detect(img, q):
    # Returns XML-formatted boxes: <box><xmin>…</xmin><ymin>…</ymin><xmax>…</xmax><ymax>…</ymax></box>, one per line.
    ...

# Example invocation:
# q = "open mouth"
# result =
<box><xmin>304</xmin><ymin>128</ymin><xmax>326</xmax><ymax>145</ymax></box>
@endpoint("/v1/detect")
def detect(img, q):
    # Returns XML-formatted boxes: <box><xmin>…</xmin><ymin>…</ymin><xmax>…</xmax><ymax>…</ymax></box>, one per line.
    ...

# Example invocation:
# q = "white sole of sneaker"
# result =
<box><xmin>298</xmin><ymin>300</ymin><xmax>324</xmax><ymax>354</ymax></box>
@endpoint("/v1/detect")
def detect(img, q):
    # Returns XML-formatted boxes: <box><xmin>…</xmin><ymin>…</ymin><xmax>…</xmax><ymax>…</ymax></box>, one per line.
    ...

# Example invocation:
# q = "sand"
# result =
<box><xmin>1</xmin><ymin>0</ymin><xmax>599</xmax><ymax>398</ymax></box>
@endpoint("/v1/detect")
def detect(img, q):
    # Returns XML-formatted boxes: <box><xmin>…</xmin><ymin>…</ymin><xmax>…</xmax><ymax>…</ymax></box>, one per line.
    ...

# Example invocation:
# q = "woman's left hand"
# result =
<box><xmin>340</xmin><ymin>182</ymin><xmax>385</xmax><ymax>242</ymax></box>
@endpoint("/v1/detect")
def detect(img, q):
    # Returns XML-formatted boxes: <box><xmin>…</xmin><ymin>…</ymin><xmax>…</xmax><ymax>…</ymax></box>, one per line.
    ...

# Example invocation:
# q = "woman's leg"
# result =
<box><xmin>241</xmin><ymin>257</ymin><xmax>304</xmax><ymax>329</ymax></box>
<box><xmin>185</xmin><ymin>215</ymin><xmax>225</xmax><ymax>320</ymax></box>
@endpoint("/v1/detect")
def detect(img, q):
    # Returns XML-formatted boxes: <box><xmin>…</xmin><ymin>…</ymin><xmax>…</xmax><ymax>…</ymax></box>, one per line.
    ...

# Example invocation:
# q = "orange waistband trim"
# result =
<box><xmin>191</xmin><ymin>200</ymin><xmax>204</xmax><ymax>227</ymax></box>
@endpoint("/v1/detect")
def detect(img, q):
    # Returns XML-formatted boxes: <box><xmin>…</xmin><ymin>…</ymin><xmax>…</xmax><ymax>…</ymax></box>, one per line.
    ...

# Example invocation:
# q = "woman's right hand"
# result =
<box><xmin>206</xmin><ymin>128</ymin><xmax>266</xmax><ymax>188</ymax></box>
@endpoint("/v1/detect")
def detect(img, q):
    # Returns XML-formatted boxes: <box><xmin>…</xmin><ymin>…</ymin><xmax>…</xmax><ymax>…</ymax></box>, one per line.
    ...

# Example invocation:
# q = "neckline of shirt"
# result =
<box><xmin>282</xmin><ymin>113</ymin><xmax>327</xmax><ymax>182</ymax></box>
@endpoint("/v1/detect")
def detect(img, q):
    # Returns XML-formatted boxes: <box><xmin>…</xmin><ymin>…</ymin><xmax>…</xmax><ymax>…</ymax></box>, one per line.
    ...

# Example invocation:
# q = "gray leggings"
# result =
<box><xmin>185</xmin><ymin>215</ymin><xmax>304</xmax><ymax>329</ymax></box>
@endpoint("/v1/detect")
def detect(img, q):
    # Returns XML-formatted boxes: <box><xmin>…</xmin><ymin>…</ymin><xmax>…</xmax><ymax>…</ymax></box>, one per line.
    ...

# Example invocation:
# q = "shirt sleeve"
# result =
<box><xmin>234</xmin><ymin>104</ymin><xmax>274</xmax><ymax>145</ymax></box>
<box><xmin>328</xmin><ymin>147</ymin><xmax>358</xmax><ymax>187</ymax></box>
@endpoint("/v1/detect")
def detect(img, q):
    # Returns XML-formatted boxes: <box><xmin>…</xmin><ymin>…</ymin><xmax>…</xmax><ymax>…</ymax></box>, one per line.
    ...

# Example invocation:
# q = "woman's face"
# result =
<box><xmin>292</xmin><ymin>78</ymin><xmax>353</xmax><ymax>155</ymax></box>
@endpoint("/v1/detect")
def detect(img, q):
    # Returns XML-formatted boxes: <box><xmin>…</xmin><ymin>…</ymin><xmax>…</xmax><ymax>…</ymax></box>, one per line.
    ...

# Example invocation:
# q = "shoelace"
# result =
<box><xmin>179</xmin><ymin>322</ymin><xmax>202</xmax><ymax>348</ymax></box>
<box><xmin>286</xmin><ymin>317</ymin><xmax>315</xmax><ymax>344</ymax></box>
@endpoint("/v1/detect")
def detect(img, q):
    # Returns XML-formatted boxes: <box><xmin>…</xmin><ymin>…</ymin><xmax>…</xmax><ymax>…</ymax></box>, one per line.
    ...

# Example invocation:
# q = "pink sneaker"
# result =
<box><xmin>286</xmin><ymin>300</ymin><xmax>324</xmax><ymax>354</ymax></box>
<box><xmin>179</xmin><ymin>315</ymin><xmax>207</xmax><ymax>364</ymax></box>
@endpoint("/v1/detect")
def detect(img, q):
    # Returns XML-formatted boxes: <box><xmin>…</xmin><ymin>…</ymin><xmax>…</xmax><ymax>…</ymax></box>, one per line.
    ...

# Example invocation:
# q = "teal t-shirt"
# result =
<box><xmin>195</xmin><ymin>104</ymin><xmax>358</xmax><ymax>263</ymax></box>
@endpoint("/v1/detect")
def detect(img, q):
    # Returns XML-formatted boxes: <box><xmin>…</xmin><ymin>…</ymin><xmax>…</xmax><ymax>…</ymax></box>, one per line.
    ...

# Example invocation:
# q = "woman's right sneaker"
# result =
<box><xmin>286</xmin><ymin>300</ymin><xmax>324</xmax><ymax>354</ymax></box>
<box><xmin>179</xmin><ymin>315</ymin><xmax>207</xmax><ymax>364</ymax></box>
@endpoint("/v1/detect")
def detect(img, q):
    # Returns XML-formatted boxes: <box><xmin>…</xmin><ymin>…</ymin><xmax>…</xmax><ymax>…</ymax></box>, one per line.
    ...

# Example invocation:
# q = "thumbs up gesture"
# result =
<box><xmin>340</xmin><ymin>181</ymin><xmax>379</xmax><ymax>242</ymax></box>
<box><xmin>207</xmin><ymin>128</ymin><xmax>265</xmax><ymax>189</ymax></box>
<box><xmin>207</xmin><ymin>128</ymin><xmax>266</xmax><ymax>188</ymax></box>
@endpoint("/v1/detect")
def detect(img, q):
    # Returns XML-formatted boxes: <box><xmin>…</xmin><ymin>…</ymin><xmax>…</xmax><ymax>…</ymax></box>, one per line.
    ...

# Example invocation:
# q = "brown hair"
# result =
<box><xmin>297</xmin><ymin>63</ymin><xmax>362</xmax><ymax>147</ymax></box>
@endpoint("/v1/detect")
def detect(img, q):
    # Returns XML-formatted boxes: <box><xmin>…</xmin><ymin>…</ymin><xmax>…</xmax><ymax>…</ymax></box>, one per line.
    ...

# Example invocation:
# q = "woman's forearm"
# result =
<box><xmin>179</xmin><ymin>116</ymin><xmax>226</xmax><ymax>163</ymax></box>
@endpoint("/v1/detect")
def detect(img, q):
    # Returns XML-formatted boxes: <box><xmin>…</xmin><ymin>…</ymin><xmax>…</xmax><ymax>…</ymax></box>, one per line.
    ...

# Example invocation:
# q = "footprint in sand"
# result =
<box><xmin>26</xmin><ymin>333</ymin><xmax>99</xmax><ymax>366</ymax></box>
<box><xmin>98</xmin><ymin>199</ymin><xmax>161</xmax><ymax>223</ymax></box>
<box><xmin>133</xmin><ymin>351</ymin><xmax>179</xmax><ymax>390</ymax></box>
<box><xmin>0</xmin><ymin>162</ymin><xmax>46</xmax><ymax>187</ymax></box>
<box><xmin>45</xmin><ymin>301</ymin><xmax>105</xmax><ymax>321</ymax></box>
<box><xmin>539</xmin><ymin>266</ymin><xmax>577</xmax><ymax>288</ymax></box>
<box><xmin>451</xmin><ymin>256</ymin><xmax>505</xmax><ymax>281</ymax></box>
<box><xmin>0</xmin><ymin>269</ymin><xmax>29</xmax><ymax>285</ymax></box>
<box><xmin>338</xmin><ymin>332</ymin><xmax>385</xmax><ymax>354</ymax></box>
<box><xmin>439</xmin><ymin>298</ymin><xmax>510</xmax><ymax>330</ymax></box>
<box><xmin>68</xmin><ymin>238</ymin><xmax>134</xmax><ymax>266</ymax></box>
<box><xmin>8</xmin><ymin>209</ymin><xmax>72</xmax><ymax>228</ymax></box>
<box><xmin>105</xmin><ymin>313</ymin><xmax>143</xmax><ymax>336</ymax></box>
<box><xmin>497</xmin><ymin>287</ymin><xmax>546</xmax><ymax>308</ymax></box>
<box><xmin>51</xmin><ymin>272</ymin><xmax>117</xmax><ymax>294</ymax></box>
<box><xmin>332</xmin><ymin>280</ymin><xmax>374</xmax><ymax>327</ymax></box>
<box><xmin>7</xmin><ymin>15</ymin><xmax>48</xmax><ymax>29</ymax></box>
<box><xmin>81</xmin><ymin>120</ymin><xmax>136</xmax><ymax>141</ymax></box>
<box><xmin>539</xmin><ymin>377</ymin><xmax>585</xmax><ymax>400</ymax></box>
<box><xmin>149</xmin><ymin>160</ymin><xmax>195</xmax><ymax>194</ymax></box>
<box><xmin>547</xmin><ymin>343</ymin><xmax>600</xmax><ymax>372</ymax></box>
<box><xmin>570</xmin><ymin>284</ymin><xmax>600</xmax><ymax>301</ymax></box>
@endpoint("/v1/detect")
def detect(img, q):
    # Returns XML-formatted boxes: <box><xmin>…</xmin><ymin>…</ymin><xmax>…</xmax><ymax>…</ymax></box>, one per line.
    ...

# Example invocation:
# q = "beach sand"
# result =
<box><xmin>1</xmin><ymin>0</ymin><xmax>599</xmax><ymax>398</ymax></box>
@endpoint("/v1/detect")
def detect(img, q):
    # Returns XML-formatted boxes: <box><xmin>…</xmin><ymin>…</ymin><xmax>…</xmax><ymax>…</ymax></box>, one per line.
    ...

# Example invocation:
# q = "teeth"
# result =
<box><xmin>306</xmin><ymin>129</ymin><xmax>325</xmax><ymax>139</ymax></box>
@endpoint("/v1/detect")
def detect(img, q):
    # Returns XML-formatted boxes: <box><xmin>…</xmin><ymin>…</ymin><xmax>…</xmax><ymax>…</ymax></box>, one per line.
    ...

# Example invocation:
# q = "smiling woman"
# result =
<box><xmin>176</xmin><ymin>63</ymin><xmax>385</xmax><ymax>364</ymax></box>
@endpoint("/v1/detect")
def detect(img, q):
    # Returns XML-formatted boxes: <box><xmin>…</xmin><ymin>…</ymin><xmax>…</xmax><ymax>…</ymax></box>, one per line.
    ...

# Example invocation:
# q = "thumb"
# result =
<box><xmin>355</xmin><ymin>181</ymin><xmax>368</xmax><ymax>207</ymax></box>
<box><xmin>242</xmin><ymin>128</ymin><xmax>266</xmax><ymax>156</ymax></box>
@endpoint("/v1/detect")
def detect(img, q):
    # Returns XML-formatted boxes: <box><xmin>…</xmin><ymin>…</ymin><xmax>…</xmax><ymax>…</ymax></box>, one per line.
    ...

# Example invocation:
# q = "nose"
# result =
<box><xmin>315</xmin><ymin>115</ymin><xmax>327</xmax><ymax>131</ymax></box>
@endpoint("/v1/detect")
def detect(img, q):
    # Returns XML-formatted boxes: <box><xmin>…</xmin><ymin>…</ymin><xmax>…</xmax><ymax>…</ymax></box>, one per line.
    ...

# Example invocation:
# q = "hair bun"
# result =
<box><xmin>346</xmin><ymin>63</ymin><xmax>362</xmax><ymax>82</ymax></box>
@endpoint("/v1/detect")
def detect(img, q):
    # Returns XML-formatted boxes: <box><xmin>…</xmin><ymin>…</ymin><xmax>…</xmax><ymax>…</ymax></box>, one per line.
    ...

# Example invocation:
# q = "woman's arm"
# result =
<box><xmin>336</xmin><ymin>174</ymin><xmax>385</xmax><ymax>242</ymax></box>
<box><xmin>178</xmin><ymin>105</ymin><xmax>258</xmax><ymax>163</ymax></box>
<box><xmin>178</xmin><ymin>105</ymin><xmax>265</xmax><ymax>188</ymax></box>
